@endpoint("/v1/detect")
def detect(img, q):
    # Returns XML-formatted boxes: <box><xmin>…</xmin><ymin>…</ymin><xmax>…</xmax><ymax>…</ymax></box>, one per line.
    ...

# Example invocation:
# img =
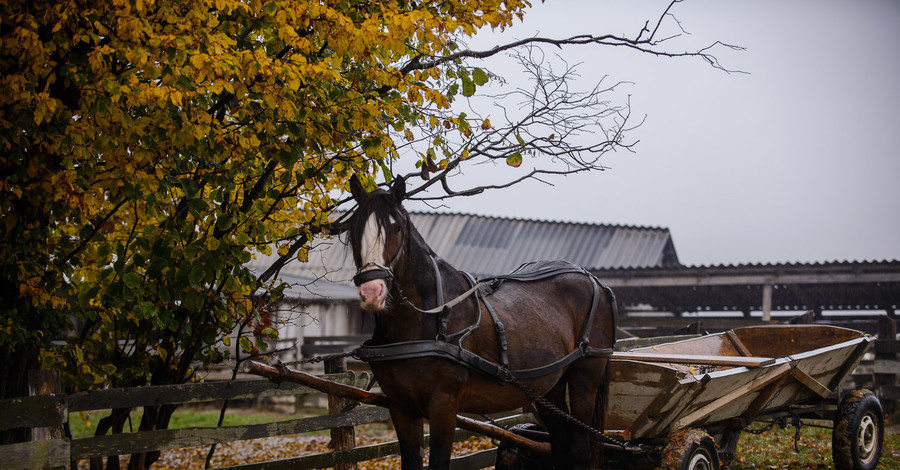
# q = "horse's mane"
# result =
<box><xmin>347</xmin><ymin>189</ymin><xmax>409</xmax><ymax>267</ymax></box>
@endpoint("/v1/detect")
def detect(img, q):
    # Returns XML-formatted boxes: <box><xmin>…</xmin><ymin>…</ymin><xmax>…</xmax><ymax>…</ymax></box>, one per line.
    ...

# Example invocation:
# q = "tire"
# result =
<box><xmin>661</xmin><ymin>429</ymin><xmax>721</xmax><ymax>470</ymax></box>
<box><xmin>494</xmin><ymin>423</ymin><xmax>553</xmax><ymax>470</ymax></box>
<box><xmin>712</xmin><ymin>427</ymin><xmax>742</xmax><ymax>468</ymax></box>
<box><xmin>833</xmin><ymin>389</ymin><xmax>884</xmax><ymax>470</ymax></box>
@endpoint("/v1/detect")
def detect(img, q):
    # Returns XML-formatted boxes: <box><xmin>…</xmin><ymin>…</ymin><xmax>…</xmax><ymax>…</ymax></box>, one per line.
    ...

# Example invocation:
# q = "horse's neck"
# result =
<box><xmin>380</xmin><ymin>229</ymin><xmax>471</xmax><ymax>342</ymax></box>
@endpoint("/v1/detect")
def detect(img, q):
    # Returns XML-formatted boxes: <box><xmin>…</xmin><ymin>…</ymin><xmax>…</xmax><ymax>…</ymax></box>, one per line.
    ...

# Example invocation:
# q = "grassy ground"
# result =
<box><xmin>730</xmin><ymin>422</ymin><xmax>898</xmax><ymax>469</ymax></box>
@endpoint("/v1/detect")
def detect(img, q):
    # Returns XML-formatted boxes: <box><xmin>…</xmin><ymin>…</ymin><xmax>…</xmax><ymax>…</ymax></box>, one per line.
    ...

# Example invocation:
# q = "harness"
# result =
<box><xmin>353</xmin><ymin>259</ymin><xmax>617</xmax><ymax>383</ymax></box>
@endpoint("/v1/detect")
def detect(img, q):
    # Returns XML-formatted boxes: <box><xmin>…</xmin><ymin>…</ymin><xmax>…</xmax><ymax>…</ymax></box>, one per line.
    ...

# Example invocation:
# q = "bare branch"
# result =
<box><xmin>399</xmin><ymin>45</ymin><xmax>641</xmax><ymax>202</ymax></box>
<box><xmin>394</xmin><ymin>0</ymin><xmax>744</xmax><ymax>78</ymax></box>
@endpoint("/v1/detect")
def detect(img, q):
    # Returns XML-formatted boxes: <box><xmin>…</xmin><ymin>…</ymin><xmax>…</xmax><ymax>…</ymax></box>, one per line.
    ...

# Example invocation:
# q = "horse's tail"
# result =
<box><xmin>590</xmin><ymin>356</ymin><xmax>611</xmax><ymax>464</ymax></box>
<box><xmin>591</xmin><ymin>278</ymin><xmax>617</xmax><ymax>464</ymax></box>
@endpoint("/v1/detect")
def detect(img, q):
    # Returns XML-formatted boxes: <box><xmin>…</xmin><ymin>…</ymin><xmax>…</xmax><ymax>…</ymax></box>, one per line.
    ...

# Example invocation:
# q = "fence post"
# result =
<box><xmin>28</xmin><ymin>369</ymin><xmax>67</xmax><ymax>470</ymax></box>
<box><xmin>875</xmin><ymin>315</ymin><xmax>897</xmax><ymax>414</ymax></box>
<box><xmin>27</xmin><ymin>370</ymin><xmax>64</xmax><ymax>442</ymax></box>
<box><xmin>324</xmin><ymin>357</ymin><xmax>357</xmax><ymax>470</ymax></box>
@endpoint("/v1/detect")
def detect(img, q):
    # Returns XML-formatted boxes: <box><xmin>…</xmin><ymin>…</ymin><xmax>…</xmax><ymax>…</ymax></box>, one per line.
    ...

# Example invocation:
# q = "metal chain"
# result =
<box><xmin>278</xmin><ymin>350</ymin><xmax>358</xmax><ymax>367</ymax></box>
<box><xmin>791</xmin><ymin>415</ymin><xmax>803</xmax><ymax>453</ymax></box>
<box><xmin>502</xmin><ymin>368</ymin><xmax>634</xmax><ymax>450</ymax></box>
<box><xmin>480</xmin><ymin>413</ymin><xmax>507</xmax><ymax>430</ymax></box>
<box><xmin>744</xmin><ymin>421</ymin><xmax>777</xmax><ymax>435</ymax></box>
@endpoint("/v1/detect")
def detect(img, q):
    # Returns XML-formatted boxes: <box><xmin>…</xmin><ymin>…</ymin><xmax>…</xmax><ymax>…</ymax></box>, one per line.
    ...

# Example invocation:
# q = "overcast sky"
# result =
<box><xmin>400</xmin><ymin>0</ymin><xmax>900</xmax><ymax>267</ymax></box>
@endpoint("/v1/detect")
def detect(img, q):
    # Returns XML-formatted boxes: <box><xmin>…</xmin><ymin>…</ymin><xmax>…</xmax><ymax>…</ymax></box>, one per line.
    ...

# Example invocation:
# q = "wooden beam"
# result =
<box><xmin>789</xmin><ymin>367</ymin><xmax>833</xmax><ymax>399</ymax></box>
<box><xmin>3</xmin><ymin>439</ymin><xmax>70</xmax><ymax>470</ymax></box>
<box><xmin>245</xmin><ymin>362</ymin><xmax>389</xmax><ymax>406</ymax></box>
<box><xmin>611</xmin><ymin>352</ymin><xmax>775</xmax><ymax>368</ymax></box>
<box><xmin>601</xmin><ymin>270</ymin><xmax>900</xmax><ymax>288</ymax></box>
<box><xmin>0</xmin><ymin>395</ymin><xmax>66</xmax><ymax>431</ymax></box>
<box><xmin>726</xmin><ymin>330</ymin><xmax>753</xmax><ymax>357</ymax></box>
<box><xmin>66</xmin><ymin>372</ymin><xmax>371</xmax><ymax>412</ymax></box>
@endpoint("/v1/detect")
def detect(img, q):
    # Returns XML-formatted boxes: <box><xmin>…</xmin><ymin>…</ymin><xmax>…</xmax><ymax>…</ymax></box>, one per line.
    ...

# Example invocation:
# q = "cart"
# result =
<box><xmin>497</xmin><ymin>324</ymin><xmax>883</xmax><ymax>470</ymax></box>
<box><xmin>248</xmin><ymin>325</ymin><xmax>883</xmax><ymax>470</ymax></box>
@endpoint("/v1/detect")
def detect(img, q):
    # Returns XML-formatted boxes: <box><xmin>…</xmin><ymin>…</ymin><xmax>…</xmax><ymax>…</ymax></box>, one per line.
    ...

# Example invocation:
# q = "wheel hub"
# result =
<box><xmin>857</xmin><ymin>413</ymin><xmax>878</xmax><ymax>463</ymax></box>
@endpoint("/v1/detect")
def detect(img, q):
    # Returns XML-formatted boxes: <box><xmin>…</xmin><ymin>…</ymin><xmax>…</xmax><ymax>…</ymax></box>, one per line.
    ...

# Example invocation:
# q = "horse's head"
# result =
<box><xmin>347</xmin><ymin>175</ymin><xmax>408</xmax><ymax>311</ymax></box>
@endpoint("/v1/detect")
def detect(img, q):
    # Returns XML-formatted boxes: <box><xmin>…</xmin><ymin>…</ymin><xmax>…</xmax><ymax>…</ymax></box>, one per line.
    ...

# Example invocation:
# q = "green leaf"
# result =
<box><xmin>239</xmin><ymin>336</ymin><xmax>253</xmax><ymax>353</ymax></box>
<box><xmin>260</xmin><ymin>326</ymin><xmax>278</xmax><ymax>338</ymax></box>
<box><xmin>188</xmin><ymin>262</ymin><xmax>204</xmax><ymax>286</ymax></box>
<box><xmin>461</xmin><ymin>76</ymin><xmax>475</xmax><ymax>97</ymax></box>
<box><xmin>472</xmin><ymin>67</ymin><xmax>489</xmax><ymax>86</ymax></box>
<box><xmin>122</xmin><ymin>272</ymin><xmax>142</xmax><ymax>289</ymax></box>
<box><xmin>79</xmin><ymin>286</ymin><xmax>101</xmax><ymax>305</ymax></box>
<box><xmin>180</xmin><ymin>179</ymin><xmax>198</xmax><ymax>196</ymax></box>
<box><xmin>158</xmin><ymin>285</ymin><xmax>172</xmax><ymax>303</ymax></box>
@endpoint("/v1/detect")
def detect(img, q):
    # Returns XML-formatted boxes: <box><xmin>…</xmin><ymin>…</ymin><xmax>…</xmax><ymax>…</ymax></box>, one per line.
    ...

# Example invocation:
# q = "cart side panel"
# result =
<box><xmin>761</xmin><ymin>339</ymin><xmax>870</xmax><ymax>414</ymax></box>
<box><xmin>606</xmin><ymin>360</ymin><xmax>685</xmax><ymax>435</ymax></box>
<box><xmin>734</xmin><ymin>325</ymin><xmax>865</xmax><ymax>358</ymax></box>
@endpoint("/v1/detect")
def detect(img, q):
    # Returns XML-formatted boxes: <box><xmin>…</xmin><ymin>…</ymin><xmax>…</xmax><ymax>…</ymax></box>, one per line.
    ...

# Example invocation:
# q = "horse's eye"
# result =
<box><xmin>392</xmin><ymin>223</ymin><xmax>402</xmax><ymax>233</ymax></box>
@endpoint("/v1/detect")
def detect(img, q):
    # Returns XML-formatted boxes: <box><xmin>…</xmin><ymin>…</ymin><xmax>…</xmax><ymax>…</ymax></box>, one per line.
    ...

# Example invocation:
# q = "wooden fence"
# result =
<box><xmin>0</xmin><ymin>359</ymin><xmax>523</xmax><ymax>470</ymax></box>
<box><xmin>852</xmin><ymin>315</ymin><xmax>899</xmax><ymax>413</ymax></box>
<box><xmin>4</xmin><ymin>316</ymin><xmax>897</xmax><ymax>470</ymax></box>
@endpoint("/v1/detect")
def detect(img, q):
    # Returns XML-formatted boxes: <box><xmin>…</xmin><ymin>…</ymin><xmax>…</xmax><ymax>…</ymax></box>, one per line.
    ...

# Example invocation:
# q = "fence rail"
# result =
<box><xmin>1</xmin><ymin>364</ymin><xmax>511</xmax><ymax>470</ymax></box>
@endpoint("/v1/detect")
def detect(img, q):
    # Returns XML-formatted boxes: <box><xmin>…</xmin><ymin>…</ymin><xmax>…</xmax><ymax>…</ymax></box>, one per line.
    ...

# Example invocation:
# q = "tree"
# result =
<box><xmin>0</xmin><ymin>0</ymin><xmax>733</xmax><ymax>466</ymax></box>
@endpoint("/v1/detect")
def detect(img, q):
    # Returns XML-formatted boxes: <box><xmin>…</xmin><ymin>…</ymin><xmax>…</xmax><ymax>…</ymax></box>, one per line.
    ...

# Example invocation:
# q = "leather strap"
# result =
<box><xmin>353</xmin><ymin>265</ymin><xmax>392</xmax><ymax>286</ymax></box>
<box><xmin>355</xmin><ymin>340</ymin><xmax>613</xmax><ymax>381</ymax></box>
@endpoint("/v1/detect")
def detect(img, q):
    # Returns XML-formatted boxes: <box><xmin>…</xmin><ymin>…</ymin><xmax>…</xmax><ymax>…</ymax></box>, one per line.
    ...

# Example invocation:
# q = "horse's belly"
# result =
<box><xmin>371</xmin><ymin>359</ymin><xmax>562</xmax><ymax>415</ymax></box>
<box><xmin>457</xmin><ymin>372</ymin><xmax>564</xmax><ymax>414</ymax></box>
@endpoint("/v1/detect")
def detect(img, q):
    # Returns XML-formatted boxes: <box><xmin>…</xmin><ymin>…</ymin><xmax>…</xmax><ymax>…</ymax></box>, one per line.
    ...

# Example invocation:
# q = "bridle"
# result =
<box><xmin>352</xmin><ymin>261</ymin><xmax>395</xmax><ymax>286</ymax></box>
<box><xmin>351</xmin><ymin>216</ymin><xmax>406</xmax><ymax>288</ymax></box>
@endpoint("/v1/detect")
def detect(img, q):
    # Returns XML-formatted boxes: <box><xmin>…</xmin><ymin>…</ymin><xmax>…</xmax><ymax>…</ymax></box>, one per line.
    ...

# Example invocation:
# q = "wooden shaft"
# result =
<box><xmin>245</xmin><ymin>361</ymin><xmax>390</xmax><ymax>407</ymax></box>
<box><xmin>245</xmin><ymin>361</ymin><xmax>551</xmax><ymax>456</ymax></box>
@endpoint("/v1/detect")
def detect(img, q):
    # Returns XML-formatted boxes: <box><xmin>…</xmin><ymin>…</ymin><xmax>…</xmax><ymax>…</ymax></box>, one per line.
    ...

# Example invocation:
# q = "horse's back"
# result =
<box><xmin>468</xmin><ymin>260</ymin><xmax>612</xmax><ymax>368</ymax></box>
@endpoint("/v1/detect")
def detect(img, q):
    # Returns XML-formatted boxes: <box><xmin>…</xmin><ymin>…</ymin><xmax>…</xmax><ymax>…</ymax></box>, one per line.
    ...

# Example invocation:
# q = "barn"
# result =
<box><xmin>247</xmin><ymin>211</ymin><xmax>678</xmax><ymax>358</ymax></box>
<box><xmin>247</xmin><ymin>211</ymin><xmax>900</xmax><ymax>360</ymax></box>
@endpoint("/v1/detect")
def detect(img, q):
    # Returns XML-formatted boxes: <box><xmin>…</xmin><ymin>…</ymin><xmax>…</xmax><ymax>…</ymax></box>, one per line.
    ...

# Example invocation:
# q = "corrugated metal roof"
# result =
<box><xmin>247</xmin><ymin>212</ymin><xmax>678</xmax><ymax>299</ymax></box>
<box><xmin>419</xmin><ymin>213</ymin><xmax>676</xmax><ymax>275</ymax></box>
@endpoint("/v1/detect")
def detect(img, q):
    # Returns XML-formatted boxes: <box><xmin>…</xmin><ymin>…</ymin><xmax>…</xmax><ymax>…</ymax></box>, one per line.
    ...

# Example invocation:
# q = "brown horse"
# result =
<box><xmin>347</xmin><ymin>175</ymin><xmax>616</xmax><ymax>470</ymax></box>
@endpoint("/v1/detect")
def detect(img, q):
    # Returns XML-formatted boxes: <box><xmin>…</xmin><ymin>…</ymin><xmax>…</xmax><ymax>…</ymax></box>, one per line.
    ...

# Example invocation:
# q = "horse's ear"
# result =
<box><xmin>390</xmin><ymin>176</ymin><xmax>406</xmax><ymax>202</ymax></box>
<box><xmin>349</xmin><ymin>174</ymin><xmax>366</xmax><ymax>201</ymax></box>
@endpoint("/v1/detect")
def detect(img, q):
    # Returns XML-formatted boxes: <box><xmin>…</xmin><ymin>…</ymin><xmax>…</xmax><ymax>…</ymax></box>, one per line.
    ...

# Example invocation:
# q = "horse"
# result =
<box><xmin>346</xmin><ymin>175</ymin><xmax>617</xmax><ymax>470</ymax></box>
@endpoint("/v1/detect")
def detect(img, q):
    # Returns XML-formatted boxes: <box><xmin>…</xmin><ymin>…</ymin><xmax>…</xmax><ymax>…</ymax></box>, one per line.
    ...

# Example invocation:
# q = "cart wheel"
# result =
<box><xmin>833</xmin><ymin>389</ymin><xmax>883</xmax><ymax>470</ymax></box>
<box><xmin>661</xmin><ymin>429</ymin><xmax>720</xmax><ymax>470</ymax></box>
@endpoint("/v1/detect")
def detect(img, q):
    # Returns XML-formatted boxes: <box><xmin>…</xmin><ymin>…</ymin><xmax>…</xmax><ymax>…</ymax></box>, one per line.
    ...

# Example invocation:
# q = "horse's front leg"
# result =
<box><xmin>388</xmin><ymin>405</ymin><xmax>425</xmax><ymax>470</ymax></box>
<box><xmin>426</xmin><ymin>393</ymin><xmax>460</xmax><ymax>470</ymax></box>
